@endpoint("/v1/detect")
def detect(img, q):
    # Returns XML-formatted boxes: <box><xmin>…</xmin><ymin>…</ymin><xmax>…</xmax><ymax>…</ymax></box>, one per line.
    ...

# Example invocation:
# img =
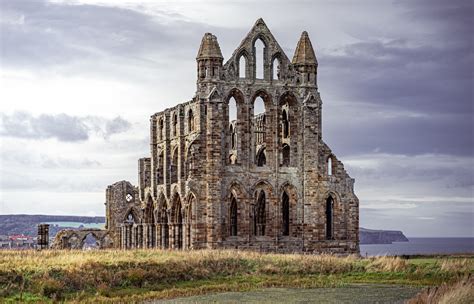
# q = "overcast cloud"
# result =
<box><xmin>0</xmin><ymin>0</ymin><xmax>472</xmax><ymax>236</ymax></box>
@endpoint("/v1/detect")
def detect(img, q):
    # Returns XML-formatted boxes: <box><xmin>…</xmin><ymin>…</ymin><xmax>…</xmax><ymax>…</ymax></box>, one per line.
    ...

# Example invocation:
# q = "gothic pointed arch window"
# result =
<box><xmin>125</xmin><ymin>210</ymin><xmax>136</xmax><ymax>224</ymax></box>
<box><xmin>327</xmin><ymin>157</ymin><xmax>333</xmax><ymax>176</ymax></box>
<box><xmin>230</xmin><ymin>195</ymin><xmax>238</xmax><ymax>236</ymax></box>
<box><xmin>256</xmin><ymin>147</ymin><xmax>266</xmax><ymax>167</ymax></box>
<box><xmin>326</xmin><ymin>196</ymin><xmax>334</xmax><ymax>240</ymax></box>
<box><xmin>282</xmin><ymin>109</ymin><xmax>289</xmax><ymax>138</ymax></box>
<box><xmin>159</xmin><ymin>202</ymin><xmax>169</xmax><ymax>249</ymax></box>
<box><xmin>254</xmin><ymin>95</ymin><xmax>266</xmax><ymax>166</ymax></box>
<box><xmin>184</xmin><ymin>195</ymin><xmax>195</xmax><ymax>249</ymax></box>
<box><xmin>254</xmin><ymin>38</ymin><xmax>265</xmax><ymax>79</ymax></box>
<box><xmin>254</xmin><ymin>190</ymin><xmax>266</xmax><ymax>236</ymax></box>
<box><xmin>282</xmin><ymin>191</ymin><xmax>290</xmax><ymax>236</ymax></box>
<box><xmin>239</xmin><ymin>55</ymin><xmax>247</xmax><ymax>78</ymax></box>
<box><xmin>188</xmin><ymin>109</ymin><xmax>194</xmax><ymax>132</ymax></box>
<box><xmin>173</xmin><ymin>113</ymin><xmax>178</xmax><ymax>137</ymax></box>
<box><xmin>171</xmin><ymin>195</ymin><xmax>183</xmax><ymax>249</ymax></box>
<box><xmin>272</xmin><ymin>57</ymin><xmax>280</xmax><ymax>80</ymax></box>
<box><xmin>159</xmin><ymin>118</ymin><xmax>164</xmax><ymax>140</ymax></box>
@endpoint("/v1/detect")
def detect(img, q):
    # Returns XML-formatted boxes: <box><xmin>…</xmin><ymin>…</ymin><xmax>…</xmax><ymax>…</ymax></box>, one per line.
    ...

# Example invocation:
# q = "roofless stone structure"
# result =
<box><xmin>54</xmin><ymin>19</ymin><xmax>360</xmax><ymax>254</ymax></box>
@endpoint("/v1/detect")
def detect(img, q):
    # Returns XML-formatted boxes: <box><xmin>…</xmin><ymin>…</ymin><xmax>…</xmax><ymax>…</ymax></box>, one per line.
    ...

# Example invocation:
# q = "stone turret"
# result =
<box><xmin>292</xmin><ymin>31</ymin><xmax>318</xmax><ymax>87</ymax></box>
<box><xmin>196</xmin><ymin>33</ymin><xmax>223</xmax><ymax>83</ymax></box>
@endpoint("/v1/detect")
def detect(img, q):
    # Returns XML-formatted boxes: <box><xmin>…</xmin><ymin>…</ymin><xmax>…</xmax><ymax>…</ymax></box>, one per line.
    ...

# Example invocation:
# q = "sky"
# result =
<box><xmin>0</xmin><ymin>0</ymin><xmax>472</xmax><ymax>237</ymax></box>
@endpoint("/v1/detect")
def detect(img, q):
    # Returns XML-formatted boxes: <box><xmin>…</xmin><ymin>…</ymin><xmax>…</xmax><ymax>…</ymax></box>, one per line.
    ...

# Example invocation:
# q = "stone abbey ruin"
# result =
<box><xmin>53</xmin><ymin>19</ymin><xmax>360</xmax><ymax>254</ymax></box>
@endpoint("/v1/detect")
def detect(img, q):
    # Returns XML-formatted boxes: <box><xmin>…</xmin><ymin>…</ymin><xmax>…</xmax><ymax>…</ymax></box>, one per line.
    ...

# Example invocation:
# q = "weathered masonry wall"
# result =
<box><xmin>53</xmin><ymin>19</ymin><xmax>359</xmax><ymax>254</ymax></box>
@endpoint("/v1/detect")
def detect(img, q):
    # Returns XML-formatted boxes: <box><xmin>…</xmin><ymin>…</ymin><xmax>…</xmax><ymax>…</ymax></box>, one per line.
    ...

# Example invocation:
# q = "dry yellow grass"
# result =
<box><xmin>440</xmin><ymin>258</ymin><xmax>473</xmax><ymax>273</ymax></box>
<box><xmin>366</xmin><ymin>256</ymin><xmax>408</xmax><ymax>272</ymax></box>
<box><xmin>407</xmin><ymin>275</ymin><xmax>474</xmax><ymax>304</ymax></box>
<box><xmin>0</xmin><ymin>249</ymin><xmax>472</xmax><ymax>302</ymax></box>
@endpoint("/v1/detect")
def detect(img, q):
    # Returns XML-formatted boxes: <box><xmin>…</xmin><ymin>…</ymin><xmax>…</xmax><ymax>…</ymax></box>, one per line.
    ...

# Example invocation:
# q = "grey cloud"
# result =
<box><xmin>361</xmin><ymin>200</ymin><xmax>473</xmax><ymax>237</ymax></box>
<box><xmin>0</xmin><ymin>112</ymin><xmax>132</xmax><ymax>141</ymax></box>
<box><xmin>105</xmin><ymin>117</ymin><xmax>132</xmax><ymax>139</ymax></box>
<box><xmin>316</xmin><ymin>1</ymin><xmax>472</xmax><ymax>157</ymax></box>
<box><xmin>320</xmin><ymin>38</ymin><xmax>472</xmax><ymax>114</ymax></box>
<box><xmin>0</xmin><ymin>171</ymin><xmax>105</xmax><ymax>192</ymax></box>
<box><xmin>344</xmin><ymin>153</ymin><xmax>474</xmax><ymax>198</ymax></box>
<box><xmin>1</xmin><ymin>0</ymin><xmax>209</xmax><ymax>69</ymax></box>
<box><xmin>1</xmin><ymin>147</ymin><xmax>102</xmax><ymax>169</ymax></box>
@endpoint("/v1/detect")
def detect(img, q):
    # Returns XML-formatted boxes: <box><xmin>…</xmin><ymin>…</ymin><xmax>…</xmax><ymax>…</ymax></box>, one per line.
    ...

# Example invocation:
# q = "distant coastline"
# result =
<box><xmin>1</xmin><ymin>214</ymin><xmax>410</xmax><ymax>245</ymax></box>
<box><xmin>360</xmin><ymin>227</ymin><xmax>409</xmax><ymax>244</ymax></box>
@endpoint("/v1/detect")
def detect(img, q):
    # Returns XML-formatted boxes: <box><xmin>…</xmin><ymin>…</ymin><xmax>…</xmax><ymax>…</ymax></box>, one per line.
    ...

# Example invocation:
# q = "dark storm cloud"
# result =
<box><xmin>319</xmin><ymin>0</ymin><xmax>473</xmax><ymax>157</ymax></box>
<box><xmin>0</xmin><ymin>0</ymin><xmax>207</xmax><ymax>68</ymax></box>
<box><xmin>0</xmin><ymin>112</ymin><xmax>132</xmax><ymax>141</ymax></box>
<box><xmin>320</xmin><ymin>39</ymin><xmax>472</xmax><ymax>114</ymax></box>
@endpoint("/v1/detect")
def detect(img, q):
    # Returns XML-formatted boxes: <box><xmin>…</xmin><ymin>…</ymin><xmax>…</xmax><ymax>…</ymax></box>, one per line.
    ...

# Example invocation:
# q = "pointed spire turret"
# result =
<box><xmin>196</xmin><ymin>33</ymin><xmax>223</xmax><ymax>84</ymax></box>
<box><xmin>292</xmin><ymin>31</ymin><xmax>318</xmax><ymax>87</ymax></box>
<box><xmin>292</xmin><ymin>31</ymin><xmax>317</xmax><ymax>66</ymax></box>
<box><xmin>197</xmin><ymin>33</ymin><xmax>223</xmax><ymax>59</ymax></box>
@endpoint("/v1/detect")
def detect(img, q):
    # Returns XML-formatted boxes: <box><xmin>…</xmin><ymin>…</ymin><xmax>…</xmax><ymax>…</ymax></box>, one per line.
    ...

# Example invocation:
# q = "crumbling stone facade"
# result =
<box><xmin>104</xmin><ymin>19</ymin><xmax>359</xmax><ymax>254</ymax></box>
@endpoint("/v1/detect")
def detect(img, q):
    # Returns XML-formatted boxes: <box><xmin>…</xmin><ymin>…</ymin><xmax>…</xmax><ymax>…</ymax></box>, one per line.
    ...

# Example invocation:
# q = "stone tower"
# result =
<box><xmin>103</xmin><ymin>19</ymin><xmax>359</xmax><ymax>254</ymax></box>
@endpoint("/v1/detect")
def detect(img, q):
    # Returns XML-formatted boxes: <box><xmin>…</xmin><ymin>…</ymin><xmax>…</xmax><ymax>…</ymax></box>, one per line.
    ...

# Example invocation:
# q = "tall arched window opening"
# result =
<box><xmin>230</xmin><ymin>196</ymin><xmax>238</xmax><ymax>236</ymax></box>
<box><xmin>326</xmin><ymin>196</ymin><xmax>334</xmax><ymax>240</ymax></box>
<box><xmin>173</xmin><ymin>113</ymin><xmax>178</xmax><ymax>137</ymax></box>
<box><xmin>254</xmin><ymin>191</ymin><xmax>266</xmax><ymax>236</ymax></box>
<box><xmin>239</xmin><ymin>55</ymin><xmax>247</xmax><ymax>78</ymax></box>
<box><xmin>254</xmin><ymin>96</ymin><xmax>266</xmax><ymax>166</ymax></box>
<box><xmin>256</xmin><ymin>147</ymin><xmax>266</xmax><ymax>167</ymax></box>
<box><xmin>282</xmin><ymin>109</ymin><xmax>289</xmax><ymax>138</ymax></box>
<box><xmin>255</xmin><ymin>39</ymin><xmax>265</xmax><ymax>79</ymax></box>
<box><xmin>159</xmin><ymin>204</ymin><xmax>169</xmax><ymax>249</ymax></box>
<box><xmin>144</xmin><ymin>198</ymin><xmax>156</xmax><ymax>248</ymax></box>
<box><xmin>171</xmin><ymin>150</ymin><xmax>178</xmax><ymax>183</ymax></box>
<box><xmin>327</xmin><ymin>157</ymin><xmax>333</xmax><ymax>176</ymax></box>
<box><xmin>157</xmin><ymin>151</ymin><xmax>164</xmax><ymax>184</ymax></box>
<box><xmin>282</xmin><ymin>192</ymin><xmax>290</xmax><ymax>236</ymax></box>
<box><xmin>159</xmin><ymin>118</ymin><xmax>164</xmax><ymax>141</ymax></box>
<box><xmin>272</xmin><ymin>57</ymin><xmax>280</xmax><ymax>80</ymax></box>
<box><xmin>229</xmin><ymin>97</ymin><xmax>237</xmax><ymax>154</ymax></box>
<box><xmin>172</xmin><ymin>197</ymin><xmax>183</xmax><ymax>249</ymax></box>
<box><xmin>188</xmin><ymin>109</ymin><xmax>194</xmax><ymax>132</ymax></box>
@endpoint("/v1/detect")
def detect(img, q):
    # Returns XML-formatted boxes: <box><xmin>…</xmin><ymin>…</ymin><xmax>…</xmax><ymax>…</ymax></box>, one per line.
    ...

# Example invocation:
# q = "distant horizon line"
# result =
<box><xmin>1</xmin><ymin>213</ymin><xmax>472</xmax><ymax>238</ymax></box>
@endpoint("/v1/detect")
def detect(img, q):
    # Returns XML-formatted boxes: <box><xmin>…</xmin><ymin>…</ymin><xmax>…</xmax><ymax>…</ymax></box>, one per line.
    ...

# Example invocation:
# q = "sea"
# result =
<box><xmin>360</xmin><ymin>237</ymin><xmax>474</xmax><ymax>257</ymax></box>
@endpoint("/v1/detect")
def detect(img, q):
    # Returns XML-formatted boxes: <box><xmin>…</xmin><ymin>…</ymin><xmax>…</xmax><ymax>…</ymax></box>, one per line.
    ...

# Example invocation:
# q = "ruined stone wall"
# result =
<box><xmin>102</xmin><ymin>19</ymin><xmax>359</xmax><ymax>254</ymax></box>
<box><xmin>52</xmin><ymin>229</ymin><xmax>113</xmax><ymax>249</ymax></box>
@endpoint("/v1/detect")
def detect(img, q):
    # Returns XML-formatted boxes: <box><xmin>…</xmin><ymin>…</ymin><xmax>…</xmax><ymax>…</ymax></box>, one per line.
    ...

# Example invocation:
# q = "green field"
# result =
<box><xmin>0</xmin><ymin>250</ymin><xmax>472</xmax><ymax>303</ymax></box>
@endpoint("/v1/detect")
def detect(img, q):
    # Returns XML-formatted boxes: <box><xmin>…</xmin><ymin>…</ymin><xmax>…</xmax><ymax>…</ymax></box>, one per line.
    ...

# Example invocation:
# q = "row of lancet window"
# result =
<box><xmin>229</xmin><ymin>191</ymin><xmax>335</xmax><ymax>240</ymax></box>
<box><xmin>238</xmin><ymin>38</ymin><xmax>281</xmax><ymax>80</ymax></box>
<box><xmin>123</xmin><ymin>196</ymin><xmax>194</xmax><ymax>250</ymax></box>
<box><xmin>157</xmin><ymin>109</ymin><xmax>196</xmax><ymax>141</ymax></box>
<box><xmin>228</xmin><ymin>96</ymin><xmax>292</xmax><ymax>167</ymax></box>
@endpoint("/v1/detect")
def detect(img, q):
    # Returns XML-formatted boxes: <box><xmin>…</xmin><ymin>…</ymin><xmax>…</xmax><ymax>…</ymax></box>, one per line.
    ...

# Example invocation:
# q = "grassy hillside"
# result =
<box><xmin>0</xmin><ymin>250</ymin><xmax>472</xmax><ymax>303</ymax></box>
